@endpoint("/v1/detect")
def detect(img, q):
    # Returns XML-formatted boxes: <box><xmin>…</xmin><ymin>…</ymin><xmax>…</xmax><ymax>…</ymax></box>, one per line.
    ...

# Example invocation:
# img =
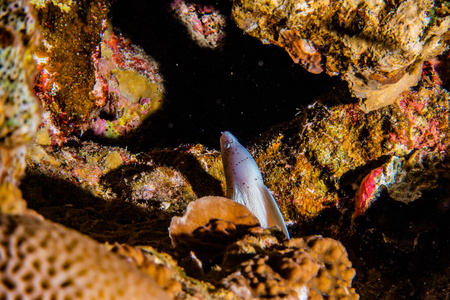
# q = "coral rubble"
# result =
<box><xmin>231</xmin><ymin>0</ymin><xmax>450</xmax><ymax>111</ymax></box>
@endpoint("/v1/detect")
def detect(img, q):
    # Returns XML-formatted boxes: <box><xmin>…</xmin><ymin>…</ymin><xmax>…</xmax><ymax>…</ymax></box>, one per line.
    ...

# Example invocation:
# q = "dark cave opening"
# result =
<box><xmin>108</xmin><ymin>0</ymin><xmax>345</xmax><ymax>150</ymax></box>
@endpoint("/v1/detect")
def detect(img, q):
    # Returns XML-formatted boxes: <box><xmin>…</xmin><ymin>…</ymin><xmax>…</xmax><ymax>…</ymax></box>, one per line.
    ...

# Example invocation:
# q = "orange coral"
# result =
<box><xmin>277</xmin><ymin>29</ymin><xmax>323</xmax><ymax>74</ymax></box>
<box><xmin>169</xmin><ymin>196</ymin><xmax>261</xmax><ymax>256</ymax></box>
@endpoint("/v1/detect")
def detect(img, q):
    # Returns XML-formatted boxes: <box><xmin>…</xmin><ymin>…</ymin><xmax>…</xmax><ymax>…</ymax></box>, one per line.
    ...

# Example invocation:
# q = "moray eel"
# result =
<box><xmin>220</xmin><ymin>131</ymin><xmax>290</xmax><ymax>239</ymax></box>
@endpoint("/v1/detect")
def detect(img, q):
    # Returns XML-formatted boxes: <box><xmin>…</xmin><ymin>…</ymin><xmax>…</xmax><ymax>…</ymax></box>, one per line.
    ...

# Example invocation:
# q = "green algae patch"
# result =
<box><xmin>113</xmin><ymin>69</ymin><xmax>163</xmax><ymax>105</ymax></box>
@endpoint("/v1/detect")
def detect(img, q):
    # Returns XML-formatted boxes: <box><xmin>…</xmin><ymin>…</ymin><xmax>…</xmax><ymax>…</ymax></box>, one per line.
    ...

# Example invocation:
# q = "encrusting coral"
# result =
<box><xmin>32</xmin><ymin>0</ymin><xmax>166</xmax><ymax>141</ymax></box>
<box><xmin>89</xmin><ymin>24</ymin><xmax>165</xmax><ymax>138</ymax></box>
<box><xmin>31</xmin><ymin>0</ymin><xmax>110</xmax><ymax>138</ymax></box>
<box><xmin>0</xmin><ymin>212</ymin><xmax>172</xmax><ymax>300</ymax></box>
<box><xmin>253</xmin><ymin>70</ymin><xmax>450</xmax><ymax>220</ymax></box>
<box><xmin>0</xmin><ymin>0</ymin><xmax>41</xmax><ymax>148</ymax></box>
<box><xmin>277</xmin><ymin>28</ymin><xmax>323</xmax><ymax>74</ymax></box>
<box><xmin>0</xmin><ymin>0</ymin><xmax>41</xmax><ymax>213</ymax></box>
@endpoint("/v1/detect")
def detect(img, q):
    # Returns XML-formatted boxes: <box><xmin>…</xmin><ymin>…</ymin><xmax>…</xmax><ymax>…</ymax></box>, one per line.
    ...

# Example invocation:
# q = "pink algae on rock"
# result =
<box><xmin>170</xmin><ymin>0</ymin><xmax>226</xmax><ymax>49</ymax></box>
<box><xmin>389</xmin><ymin>87</ymin><xmax>448</xmax><ymax>152</ymax></box>
<box><xmin>353</xmin><ymin>166</ymin><xmax>384</xmax><ymax>221</ymax></box>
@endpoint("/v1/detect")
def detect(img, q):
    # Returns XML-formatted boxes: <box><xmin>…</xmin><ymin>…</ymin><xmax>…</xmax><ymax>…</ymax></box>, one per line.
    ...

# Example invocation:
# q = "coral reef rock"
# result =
<box><xmin>353</xmin><ymin>151</ymin><xmax>445</xmax><ymax>220</ymax></box>
<box><xmin>169</xmin><ymin>197</ymin><xmax>358</xmax><ymax>299</ymax></box>
<box><xmin>90</xmin><ymin>25</ymin><xmax>165</xmax><ymax>138</ymax></box>
<box><xmin>0</xmin><ymin>212</ymin><xmax>171</xmax><ymax>299</ymax></box>
<box><xmin>32</xmin><ymin>0</ymin><xmax>109</xmax><ymax>137</ymax></box>
<box><xmin>253</xmin><ymin>74</ymin><xmax>450</xmax><ymax>220</ymax></box>
<box><xmin>0</xmin><ymin>0</ymin><xmax>41</xmax><ymax>148</ymax></box>
<box><xmin>110</xmin><ymin>243</ymin><xmax>182</xmax><ymax>297</ymax></box>
<box><xmin>231</xmin><ymin>0</ymin><xmax>450</xmax><ymax>111</ymax></box>
<box><xmin>223</xmin><ymin>235</ymin><xmax>358</xmax><ymax>300</ymax></box>
<box><xmin>33</xmin><ymin>1</ymin><xmax>165</xmax><ymax>140</ymax></box>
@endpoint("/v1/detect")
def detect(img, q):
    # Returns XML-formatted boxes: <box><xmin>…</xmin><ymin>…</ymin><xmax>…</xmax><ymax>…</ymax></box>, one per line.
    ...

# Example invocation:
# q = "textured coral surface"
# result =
<box><xmin>0</xmin><ymin>0</ymin><xmax>41</xmax><ymax>148</ymax></box>
<box><xmin>223</xmin><ymin>236</ymin><xmax>358</xmax><ymax>300</ymax></box>
<box><xmin>0</xmin><ymin>212</ymin><xmax>171</xmax><ymax>299</ymax></box>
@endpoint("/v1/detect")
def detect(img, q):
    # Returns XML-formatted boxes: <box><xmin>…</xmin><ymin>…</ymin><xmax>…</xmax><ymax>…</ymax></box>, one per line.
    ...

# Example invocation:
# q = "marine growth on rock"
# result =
<box><xmin>231</xmin><ymin>0</ymin><xmax>450</xmax><ymax>111</ymax></box>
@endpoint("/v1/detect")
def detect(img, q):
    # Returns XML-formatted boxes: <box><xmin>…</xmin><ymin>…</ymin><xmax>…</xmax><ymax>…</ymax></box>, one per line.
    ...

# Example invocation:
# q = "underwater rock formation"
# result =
<box><xmin>26</xmin><ymin>142</ymin><xmax>224</xmax><ymax>202</ymax></box>
<box><xmin>26</xmin><ymin>65</ymin><xmax>450</xmax><ymax>221</ymax></box>
<box><xmin>231</xmin><ymin>0</ymin><xmax>450</xmax><ymax>111</ymax></box>
<box><xmin>32</xmin><ymin>0</ymin><xmax>165</xmax><ymax>140</ymax></box>
<box><xmin>0</xmin><ymin>212</ymin><xmax>171</xmax><ymax>299</ymax></box>
<box><xmin>353</xmin><ymin>151</ymin><xmax>445</xmax><ymax>221</ymax></box>
<box><xmin>15</xmin><ymin>2</ymin><xmax>450</xmax><ymax>298</ymax></box>
<box><xmin>90</xmin><ymin>25</ymin><xmax>164</xmax><ymax>138</ymax></box>
<box><xmin>32</xmin><ymin>0</ymin><xmax>109</xmax><ymax>138</ymax></box>
<box><xmin>253</xmin><ymin>72</ymin><xmax>450</xmax><ymax>220</ymax></box>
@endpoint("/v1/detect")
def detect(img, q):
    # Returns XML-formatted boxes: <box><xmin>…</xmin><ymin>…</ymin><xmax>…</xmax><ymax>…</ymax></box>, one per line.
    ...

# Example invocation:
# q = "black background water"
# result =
<box><xmin>109</xmin><ymin>0</ymin><xmax>344</xmax><ymax>150</ymax></box>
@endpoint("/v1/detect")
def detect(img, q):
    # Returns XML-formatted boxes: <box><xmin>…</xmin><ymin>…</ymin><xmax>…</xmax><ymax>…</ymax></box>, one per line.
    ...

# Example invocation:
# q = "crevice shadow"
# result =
<box><xmin>20</xmin><ymin>170</ymin><xmax>177</xmax><ymax>254</ymax></box>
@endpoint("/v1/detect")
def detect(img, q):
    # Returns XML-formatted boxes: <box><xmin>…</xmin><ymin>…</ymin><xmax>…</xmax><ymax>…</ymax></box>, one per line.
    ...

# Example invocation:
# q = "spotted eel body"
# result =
<box><xmin>220</xmin><ymin>131</ymin><xmax>290</xmax><ymax>239</ymax></box>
